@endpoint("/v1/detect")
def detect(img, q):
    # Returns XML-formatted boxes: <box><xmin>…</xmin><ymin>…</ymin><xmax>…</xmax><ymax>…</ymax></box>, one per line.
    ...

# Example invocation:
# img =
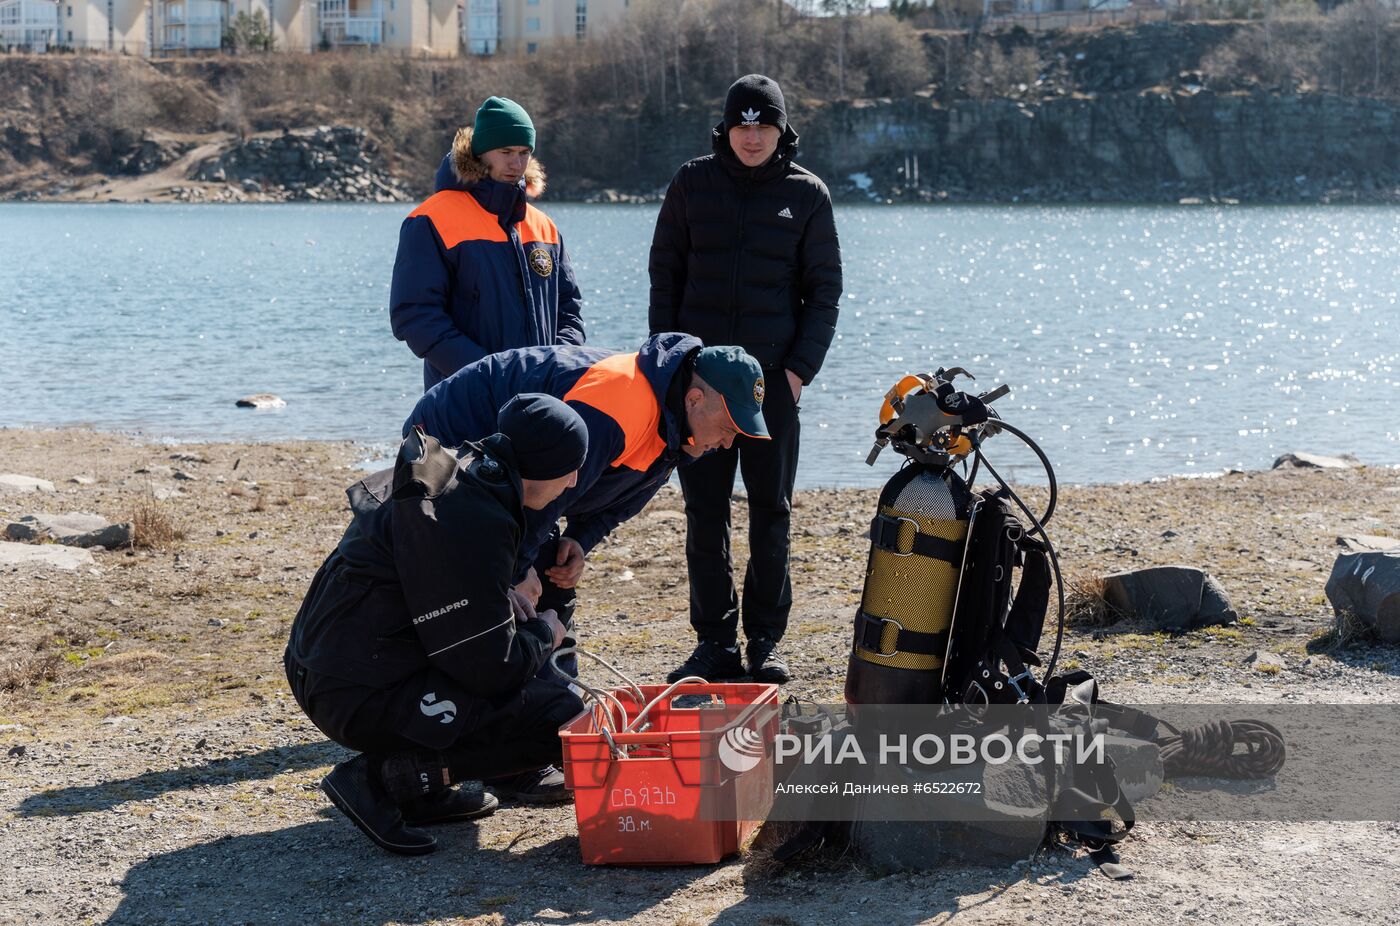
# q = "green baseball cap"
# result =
<box><xmin>694</xmin><ymin>346</ymin><xmax>771</xmax><ymax>440</ymax></box>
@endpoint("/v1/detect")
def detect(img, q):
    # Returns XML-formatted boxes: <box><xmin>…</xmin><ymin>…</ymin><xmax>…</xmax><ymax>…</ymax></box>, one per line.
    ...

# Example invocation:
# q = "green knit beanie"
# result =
<box><xmin>471</xmin><ymin>97</ymin><xmax>536</xmax><ymax>155</ymax></box>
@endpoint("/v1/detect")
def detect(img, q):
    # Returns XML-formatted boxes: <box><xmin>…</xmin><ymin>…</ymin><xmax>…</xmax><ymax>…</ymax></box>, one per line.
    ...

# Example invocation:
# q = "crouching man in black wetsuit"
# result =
<box><xmin>284</xmin><ymin>394</ymin><xmax>589</xmax><ymax>855</ymax></box>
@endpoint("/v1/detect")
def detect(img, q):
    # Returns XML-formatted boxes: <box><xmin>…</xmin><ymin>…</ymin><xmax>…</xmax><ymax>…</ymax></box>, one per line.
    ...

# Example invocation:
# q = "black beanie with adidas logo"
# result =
<box><xmin>722</xmin><ymin>74</ymin><xmax>787</xmax><ymax>133</ymax></box>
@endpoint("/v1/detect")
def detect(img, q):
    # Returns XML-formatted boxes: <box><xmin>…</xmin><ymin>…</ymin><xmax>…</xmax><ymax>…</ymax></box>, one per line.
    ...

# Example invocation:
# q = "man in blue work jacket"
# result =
<box><xmin>390</xmin><ymin>96</ymin><xmax>585</xmax><ymax>391</ymax></box>
<box><xmin>403</xmin><ymin>333</ymin><xmax>770</xmax><ymax>802</ymax></box>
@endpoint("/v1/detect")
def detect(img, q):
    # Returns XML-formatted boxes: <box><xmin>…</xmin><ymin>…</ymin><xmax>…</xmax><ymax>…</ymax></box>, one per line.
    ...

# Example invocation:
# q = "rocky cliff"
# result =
<box><xmin>3</xmin><ymin>21</ymin><xmax>1398</xmax><ymax>204</ymax></box>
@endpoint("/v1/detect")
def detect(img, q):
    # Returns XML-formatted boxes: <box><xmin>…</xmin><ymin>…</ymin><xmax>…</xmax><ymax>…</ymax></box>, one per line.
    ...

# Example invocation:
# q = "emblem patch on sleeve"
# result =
<box><xmin>528</xmin><ymin>247</ymin><xmax>554</xmax><ymax>278</ymax></box>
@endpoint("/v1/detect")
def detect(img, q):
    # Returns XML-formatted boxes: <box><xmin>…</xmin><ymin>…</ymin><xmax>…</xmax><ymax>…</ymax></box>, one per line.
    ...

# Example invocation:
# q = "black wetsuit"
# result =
<box><xmin>284</xmin><ymin>432</ymin><xmax>582</xmax><ymax>775</ymax></box>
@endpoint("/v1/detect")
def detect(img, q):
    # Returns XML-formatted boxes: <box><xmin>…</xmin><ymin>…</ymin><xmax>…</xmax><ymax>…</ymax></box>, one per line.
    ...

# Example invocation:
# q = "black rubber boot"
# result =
<box><xmin>484</xmin><ymin>764</ymin><xmax>572</xmax><ymax>805</ymax></box>
<box><xmin>400</xmin><ymin>784</ymin><xmax>499</xmax><ymax>826</ymax></box>
<box><xmin>746</xmin><ymin>637</ymin><xmax>792</xmax><ymax>684</ymax></box>
<box><xmin>667</xmin><ymin>640</ymin><xmax>745</xmax><ymax>684</ymax></box>
<box><xmin>321</xmin><ymin>754</ymin><xmax>437</xmax><ymax>856</ymax></box>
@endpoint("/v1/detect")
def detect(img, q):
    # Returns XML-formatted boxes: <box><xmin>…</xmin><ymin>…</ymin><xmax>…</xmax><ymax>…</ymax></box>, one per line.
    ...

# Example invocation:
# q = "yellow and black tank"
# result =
<box><xmin>844</xmin><ymin>463</ymin><xmax>973</xmax><ymax>706</ymax></box>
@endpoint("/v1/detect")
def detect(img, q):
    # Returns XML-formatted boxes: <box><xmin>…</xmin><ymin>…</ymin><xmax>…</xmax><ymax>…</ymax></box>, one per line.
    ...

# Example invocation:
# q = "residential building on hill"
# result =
<box><xmin>1</xmin><ymin>0</ymin><xmax>59</xmax><ymax>50</ymax></box>
<box><xmin>42</xmin><ymin>0</ymin><xmax>458</xmax><ymax>55</ymax></box>
<box><xmin>464</xmin><ymin>0</ymin><xmax>630</xmax><ymax>56</ymax></box>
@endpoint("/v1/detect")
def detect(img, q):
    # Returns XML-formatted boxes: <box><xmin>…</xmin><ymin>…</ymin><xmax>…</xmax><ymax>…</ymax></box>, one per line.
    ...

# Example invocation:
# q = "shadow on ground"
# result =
<box><xmin>17</xmin><ymin>741</ymin><xmax>344</xmax><ymax>817</ymax></box>
<box><xmin>1305</xmin><ymin>638</ymin><xmax>1400</xmax><ymax>677</ymax></box>
<box><xmin>102</xmin><ymin>812</ymin><xmax>1095</xmax><ymax>926</ymax></box>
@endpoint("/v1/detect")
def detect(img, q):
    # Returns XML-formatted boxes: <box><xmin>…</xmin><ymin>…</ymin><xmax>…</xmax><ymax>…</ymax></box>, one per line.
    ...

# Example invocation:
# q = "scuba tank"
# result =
<box><xmin>845</xmin><ymin>368</ymin><xmax>1027</xmax><ymax>707</ymax></box>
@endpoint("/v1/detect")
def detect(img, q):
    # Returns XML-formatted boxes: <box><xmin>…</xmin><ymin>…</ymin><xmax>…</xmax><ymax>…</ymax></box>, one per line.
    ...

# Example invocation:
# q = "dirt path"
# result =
<box><xmin>2</xmin><ymin>428</ymin><xmax>1398</xmax><ymax>925</ymax></box>
<box><xmin>56</xmin><ymin>135</ymin><xmax>234</xmax><ymax>204</ymax></box>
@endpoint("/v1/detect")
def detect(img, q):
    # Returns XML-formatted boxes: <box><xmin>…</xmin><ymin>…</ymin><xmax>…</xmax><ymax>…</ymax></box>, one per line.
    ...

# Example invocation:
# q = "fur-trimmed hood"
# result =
<box><xmin>437</xmin><ymin>126</ymin><xmax>546</xmax><ymax>198</ymax></box>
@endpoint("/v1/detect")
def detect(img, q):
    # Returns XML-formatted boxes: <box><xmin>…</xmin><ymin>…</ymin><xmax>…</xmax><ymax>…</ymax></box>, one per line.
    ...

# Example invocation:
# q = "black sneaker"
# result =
<box><xmin>746</xmin><ymin>637</ymin><xmax>792</xmax><ymax>684</ymax></box>
<box><xmin>321</xmin><ymin>754</ymin><xmax>437</xmax><ymax>856</ymax></box>
<box><xmin>400</xmin><ymin>784</ymin><xmax>499</xmax><ymax>826</ymax></box>
<box><xmin>667</xmin><ymin>641</ymin><xmax>745</xmax><ymax>684</ymax></box>
<box><xmin>484</xmin><ymin>764</ymin><xmax>572</xmax><ymax>805</ymax></box>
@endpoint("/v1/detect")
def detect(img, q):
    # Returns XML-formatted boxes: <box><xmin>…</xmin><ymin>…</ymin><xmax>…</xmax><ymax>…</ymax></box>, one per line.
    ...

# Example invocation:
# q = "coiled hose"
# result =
<box><xmin>1157</xmin><ymin>719</ymin><xmax>1287</xmax><ymax>779</ymax></box>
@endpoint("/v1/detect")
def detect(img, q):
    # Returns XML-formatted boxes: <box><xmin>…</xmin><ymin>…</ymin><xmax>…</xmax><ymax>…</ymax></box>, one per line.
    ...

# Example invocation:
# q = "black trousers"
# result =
<box><xmin>678</xmin><ymin>373</ymin><xmax>800</xmax><ymax>647</ymax></box>
<box><xmin>286</xmin><ymin>649</ymin><xmax>583</xmax><ymax>781</ymax></box>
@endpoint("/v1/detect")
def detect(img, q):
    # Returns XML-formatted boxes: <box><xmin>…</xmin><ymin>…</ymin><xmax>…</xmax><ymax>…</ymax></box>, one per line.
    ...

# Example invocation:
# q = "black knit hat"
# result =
<box><xmin>495</xmin><ymin>394</ymin><xmax>587</xmax><ymax>481</ymax></box>
<box><xmin>723</xmin><ymin>74</ymin><xmax>787</xmax><ymax>133</ymax></box>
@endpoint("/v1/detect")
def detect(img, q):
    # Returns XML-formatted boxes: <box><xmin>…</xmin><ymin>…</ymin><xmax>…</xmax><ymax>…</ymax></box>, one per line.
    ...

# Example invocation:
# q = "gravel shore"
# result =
<box><xmin>2</xmin><ymin>427</ymin><xmax>1398</xmax><ymax>925</ymax></box>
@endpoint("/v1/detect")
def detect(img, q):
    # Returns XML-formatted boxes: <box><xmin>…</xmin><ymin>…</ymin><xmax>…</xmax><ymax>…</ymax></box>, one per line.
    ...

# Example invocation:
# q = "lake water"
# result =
<box><xmin>2</xmin><ymin>202</ymin><xmax>1398</xmax><ymax>487</ymax></box>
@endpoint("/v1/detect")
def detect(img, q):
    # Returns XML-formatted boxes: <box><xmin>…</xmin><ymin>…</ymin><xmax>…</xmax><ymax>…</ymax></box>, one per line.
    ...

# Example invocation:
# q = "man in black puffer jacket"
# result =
<box><xmin>649</xmin><ymin>74</ymin><xmax>843</xmax><ymax>685</ymax></box>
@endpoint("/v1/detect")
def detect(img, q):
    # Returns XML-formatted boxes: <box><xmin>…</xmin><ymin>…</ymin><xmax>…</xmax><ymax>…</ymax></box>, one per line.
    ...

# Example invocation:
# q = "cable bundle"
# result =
<box><xmin>1157</xmin><ymin>719</ymin><xmax>1286</xmax><ymax>779</ymax></box>
<box><xmin>549</xmin><ymin>646</ymin><xmax>707</xmax><ymax>757</ymax></box>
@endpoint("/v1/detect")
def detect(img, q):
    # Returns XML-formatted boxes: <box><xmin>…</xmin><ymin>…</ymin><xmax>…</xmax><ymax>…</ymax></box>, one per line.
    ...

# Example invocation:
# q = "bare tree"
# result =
<box><xmin>822</xmin><ymin>0</ymin><xmax>871</xmax><ymax>98</ymax></box>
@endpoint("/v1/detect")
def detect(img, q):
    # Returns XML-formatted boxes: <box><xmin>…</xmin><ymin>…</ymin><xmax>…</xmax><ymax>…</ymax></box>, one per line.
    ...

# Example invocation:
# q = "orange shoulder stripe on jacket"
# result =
<box><xmin>562</xmin><ymin>353</ymin><xmax>665</xmax><ymax>472</ymax></box>
<box><xmin>518</xmin><ymin>204</ymin><xmax>560</xmax><ymax>246</ymax></box>
<box><xmin>409</xmin><ymin>191</ymin><xmax>507</xmax><ymax>248</ymax></box>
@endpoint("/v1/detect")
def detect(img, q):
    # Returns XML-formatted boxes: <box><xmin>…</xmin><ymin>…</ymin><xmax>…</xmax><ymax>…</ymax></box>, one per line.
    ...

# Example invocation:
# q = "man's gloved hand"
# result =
<box><xmin>538</xmin><ymin>609</ymin><xmax>568</xmax><ymax>650</ymax></box>
<box><xmin>544</xmin><ymin>537</ymin><xmax>586</xmax><ymax>589</ymax></box>
<box><xmin>514</xmin><ymin>566</ymin><xmax>543</xmax><ymax>607</ymax></box>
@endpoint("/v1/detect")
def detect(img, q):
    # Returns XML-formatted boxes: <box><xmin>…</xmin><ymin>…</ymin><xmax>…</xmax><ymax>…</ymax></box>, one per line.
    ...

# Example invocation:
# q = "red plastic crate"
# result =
<box><xmin>559</xmin><ymin>682</ymin><xmax>780</xmax><ymax>865</ymax></box>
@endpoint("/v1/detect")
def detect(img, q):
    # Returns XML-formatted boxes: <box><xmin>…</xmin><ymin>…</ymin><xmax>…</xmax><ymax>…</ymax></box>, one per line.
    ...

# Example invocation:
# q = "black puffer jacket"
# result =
<box><xmin>648</xmin><ymin>123</ymin><xmax>843</xmax><ymax>384</ymax></box>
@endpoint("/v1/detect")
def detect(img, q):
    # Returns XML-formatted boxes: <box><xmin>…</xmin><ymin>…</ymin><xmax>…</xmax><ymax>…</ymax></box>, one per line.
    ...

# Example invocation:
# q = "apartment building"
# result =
<box><xmin>44</xmin><ymin>0</ymin><xmax>456</xmax><ymax>55</ymax></box>
<box><xmin>58</xmin><ymin>0</ymin><xmax>151</xmax><ymax>53</ymax></box>
<box><xmin>465</xmin><ymin>0</ymin><xmax>630</xmax><ymax>56</ymax></box>
<box><xmin>0</xmin><ymin>0</ymin><xmax>59</xmax><ymax>50</ymax></box>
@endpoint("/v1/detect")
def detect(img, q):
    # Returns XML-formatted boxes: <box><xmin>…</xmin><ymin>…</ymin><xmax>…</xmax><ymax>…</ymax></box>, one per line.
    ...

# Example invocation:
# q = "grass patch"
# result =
<box><xmin>1253</xmin><ymin>662</ymin><xmax>1283</xmax><ymax>675</ymax></box>
<box><xmin>58</xmin><ymin>679</ymin><xmax>189</xmax><ymax>715</ymax></box>
<box><xmin>1308</xmin><ymin>608</ymin><xmax>1377</xmax><ymax>653</ymax></box>
<box><xmin>0</xmin><ymin>647</ymin><xmax>62</xmax><ymax>692</ymax></box>
<box><xmin>79</xmin><ymin>649</ymin><xmax>169</xmax><ymax>676</ymax></box>
<box><xmin>1115</xmin><ymin>632</ymin><xmax>1169</xmax><ymax>651</ymax></box>
<box><xmin>1065</xmin><ymin>575</ymin><xmax>1121</xmax><ymax>627</ymax></box>
<box><xmin>131</xmin><ymin>494</ymin><xmax>185</xmax><ymax>550</ymax></box>
<box><xmin>1202</xmin><ymin>625</ymin><xmax>1246</xmax><ymax>645</ymax></box>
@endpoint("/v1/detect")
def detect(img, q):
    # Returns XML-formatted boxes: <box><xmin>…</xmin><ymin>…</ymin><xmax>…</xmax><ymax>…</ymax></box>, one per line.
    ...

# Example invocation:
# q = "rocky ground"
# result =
<box><xmin>2</xmin><ymin>428</ymin><xmax>1398</xmax><ymax>925</ymax></box>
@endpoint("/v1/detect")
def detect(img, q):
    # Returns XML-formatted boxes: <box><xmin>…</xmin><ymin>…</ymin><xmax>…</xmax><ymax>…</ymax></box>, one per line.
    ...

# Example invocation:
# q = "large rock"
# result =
<box><xmin>0</xmin><ymin>541</ymin><xmax>94</xmax><ymax>571</ymax></box>
<box><xmin>1272</xmin><ymin>452</ymin><xmax>1360</xmax><ymax>469</ymax></box>
<box><xmin>0</xmin><ymin>474</ymin><xmax>56</xmax><ymax>495</ymax></box>
<box><xmin>1102</xmin><ymin>565</ymin><xmax>1237</xmax><ymax>631</ymax></box>
<box><xmin>4</xmin><ymin>513</ymin><xmax>132</xmax><ymax>549</ymax></box>
<box><xmin>1337</xmin><ymin>535</ymin><xmax>1400</xmax><ymax>554</ymax></box>
<box><xmin>1325</xmin><ymin>552</ymin><xmax>1400</xmax><ymax>643</ymax></box>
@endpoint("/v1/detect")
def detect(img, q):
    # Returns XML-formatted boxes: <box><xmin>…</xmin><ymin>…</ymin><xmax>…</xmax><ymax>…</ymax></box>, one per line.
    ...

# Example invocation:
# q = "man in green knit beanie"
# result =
<box><xmin>390</xmin><ymin>93</ymin><xmax>584</xmax><ymax>391</ymax></box>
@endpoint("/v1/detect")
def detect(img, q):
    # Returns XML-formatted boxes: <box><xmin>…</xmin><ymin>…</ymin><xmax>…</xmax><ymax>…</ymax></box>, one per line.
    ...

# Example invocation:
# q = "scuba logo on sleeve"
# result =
<box><xmin>414</xmin><ymin>598</ymin><xmax>470</xmax><ymax>625</ymax></box>
<box><xmin>419</xmin><ymin>692</ymin><xmax>458</xmax><ymax>724</ymax></box>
